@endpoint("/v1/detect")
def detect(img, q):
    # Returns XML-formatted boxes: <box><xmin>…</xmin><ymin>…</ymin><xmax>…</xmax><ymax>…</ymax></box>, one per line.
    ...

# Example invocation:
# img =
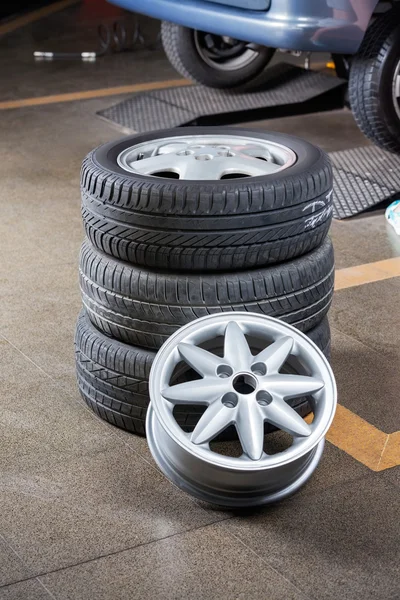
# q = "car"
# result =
<box><xmin>108</xmin><ymin>0</ymin><xmax>400</xmax><ymax>153</ymax></box>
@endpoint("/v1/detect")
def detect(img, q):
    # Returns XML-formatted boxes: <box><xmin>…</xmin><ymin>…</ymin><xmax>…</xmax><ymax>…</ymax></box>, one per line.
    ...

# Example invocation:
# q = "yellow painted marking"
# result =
<box><xmin>326</xmin><ymin>253</ymin><xmax>400</xmax><ymax>470</ymax></box>
<box><xmin>326</xmin><ymin>405</ymin><xmax>396</xmax><ymax>471</ymax></box>
<box><xmin>335</xmin><ymin>256</ymin><xmax>400</xmax><ymax>291</ymax></box>
<box><xmin>307</xmin><ymin>406</ymin><xmax>399</xmax><ymax>471</ymax></box>
<box><xmin>0</xmin><ymin>0</ymin><xmax>80</xmax><ymax>36</ymax></box>
<box><xmin>380</xmin><ymin>432</ymin><xmax>400</xmax><ymax>470</ymax></box>
<box><xmin>0</xmin><ymin>79</ymin><xmax>191</xmax><ymax>111</ymax></box>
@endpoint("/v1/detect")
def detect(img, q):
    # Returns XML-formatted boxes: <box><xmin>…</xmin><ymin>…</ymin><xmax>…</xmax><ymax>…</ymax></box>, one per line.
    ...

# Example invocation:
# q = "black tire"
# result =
<box><xmin>161</xmin><ymin>21</ymin><xmax>275</xmax><ymax>89</ymax></box>
<box><xmin>75</xmin><ymin>309</ymin><xmax>331</xmax><ymax>437</ymax></box>
<box><xmin>79</xmin><ymin>236</ymin><xmax>334</xmax><ymax>350</ymax></box>
<box><xmin>349</xmin><ymin>7</ymin><xmax>400</xmax><ymax>153</ymax></box>
<box><xmin>81</xmin><ymin>128</ymin><xmax>333</xmax><ymax>272</ymax></box>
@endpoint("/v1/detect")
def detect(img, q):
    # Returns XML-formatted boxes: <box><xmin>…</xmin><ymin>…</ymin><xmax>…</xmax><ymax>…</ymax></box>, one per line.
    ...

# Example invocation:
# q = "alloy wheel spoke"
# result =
<box><xmin>266</xmin><ymin>374</ymin><xmax>325</xmax><ymax>399</ymax></box>
<box><xmin>129</xmin><ymin>153</ymin><xmax>177</xmax><ymax>175</ymax></box>
<box><xmin>239</xmin><ymin>144</ymin><xmax>273</xmax><ymax>162</ymax></box>
<box><xmin>222</xmin><ymin>154</ymin><xmax>278</xmax><ymax>176</ymax></box>
<box><xmin>223</xmin><ymin>321</ymin><xmax>252</xmax><ymax>370</ymax></box>
<box><xmin>236</xmin><ymin>401</ymin><xmax>265</xmax><ymax>460</ymax></box>
<box><xmin>178</xmin><ymin>157</ymin><xmax>229</xmax><ymax>180</ymax></box>
<box><xmin>191</xmin><ymin>401</ymin><xmax>235</xmax><ymax>444</ymax></box>
<box><xmin>262</xmin><ymin>397</ymin><xmax>312</xmax><ymax>438</ymax></box>
<box><xmin>395</xmin><ymin>74</ymin><xmax>400</xmax><ymax>99</ymax></box>
<box><xmin>177</xmin><ymin>343</ymin><xmax>224</xmax><ymax>377</ymax></box>
<box><xmin>252</xmin><ymin>336</ymin><xmax>294</xmax><ymax>374</ymax></box>
<box><xmin>162</xmin><ymin>378</ymin><xmax>229</xmax><ymax>406</ymax></box>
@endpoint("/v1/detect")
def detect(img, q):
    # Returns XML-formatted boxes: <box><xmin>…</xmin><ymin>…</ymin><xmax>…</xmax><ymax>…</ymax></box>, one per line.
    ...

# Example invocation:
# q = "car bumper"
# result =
<box><xmin>109</xmin><ymin>0</ymin><xmax>378</xmax><ymax>53</ymax></box>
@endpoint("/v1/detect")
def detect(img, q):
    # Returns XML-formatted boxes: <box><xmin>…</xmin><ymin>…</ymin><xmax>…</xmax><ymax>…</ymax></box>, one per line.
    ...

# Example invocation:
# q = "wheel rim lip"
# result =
<box><xmin>392</xmin><ymin>59</ymin><xmax>400</xmax><ymax>121</ymax></box>
<box><xmin>116</xmin><ymin>134</ymin><xmax>297</xmax><ymax>180</ymax></box>
<box><xmin>146</xmin><ymin>408</ymin><xmax>326</xmax><ymax>507</ymax></box>
<box><xmin>193</xmin><ymin>30</ymin><xmax>258</xmax><ymax>71</ymax></box>
<box><xmin>147</xmin><ymin>312</ymin><xmax>337</xmax><ymax>473</ymax></box>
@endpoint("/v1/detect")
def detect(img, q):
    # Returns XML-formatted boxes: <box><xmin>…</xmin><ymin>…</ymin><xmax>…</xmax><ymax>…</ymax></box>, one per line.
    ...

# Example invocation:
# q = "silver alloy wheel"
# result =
<box><xmin>392</xmin><ymin>59</ymin><xmax>400</xmax><ymax>121</ymax></box>
<box><xmin>117</xmin><ymin>134</ymin><xmax>296</xmax><ymax>180</ymax></box>
<box><xmin>193</xmin><ymin>31</ymin><xmax>259</xmax><ymax>71</ymax></box>
<box><xmin>147</xmin><ymin>313</ymin><xmax>337</xmax><ymax>508</ymax></box>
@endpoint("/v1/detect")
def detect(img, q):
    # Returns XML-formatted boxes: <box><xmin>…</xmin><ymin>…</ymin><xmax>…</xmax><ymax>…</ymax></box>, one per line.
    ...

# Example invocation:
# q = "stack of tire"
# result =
<box><xmin>75</xmin><ymin>127</ymin><xmax>334</xmax><ymax>436</ymax></box>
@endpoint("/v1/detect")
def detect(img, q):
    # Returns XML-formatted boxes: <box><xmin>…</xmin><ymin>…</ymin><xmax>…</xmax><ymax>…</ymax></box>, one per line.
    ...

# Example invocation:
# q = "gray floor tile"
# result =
<box><xmin>329</xmin><ymin>327</ymin><xmax>400</xmax><ymax>432</ymax></box>
<box><xmin>40</xmin><ymin>523</ymin><xmax>306</xmax><ymax>600</ymax></box>
<box><xmin>0</xmin><ymin>580</ymin><xmax>52</xmax><ymax>600</ymax></box>
<box><xmin>330</xmin><ymin>215</ymin><xmax>400</xmax><ymax>269</ymax></box>
<box><xmin>331</xmin><ymin>279</ymin><xmax>400</xmax><ymax>359</ymax></box>
<box><xmin>0</xmin><ymin>537</ymin><xmax>32</xmax><ymax>588</ymax></box>
<box><xmin>380</xmin><ymin>467</ymin><xmax>400</xmax><ymax>489</ymax></box>
<box><xmin>114</xmin><ymin>427</ymin><xmax>157</xmax><ymax>464</ymax></box>
<box><xmin>0</xmin><ymin>98</ymin><xmax>128</xmax><ymax>190</ymax></box>
<box><xmin>0</xmin><ymin>262</ymin><xmax>81</xmax><ymax>382</ymax></box>
<box><xmin>0</xmin><ymin>201</ymin><xmax>83</xmax><ymax>270</ymax></box>
<box><xmin>0</xmin><ymin>445</ymin><xmax>227</xmax><ymax>574</ymax></box>
<box><xmin>0</xmin><ymin>337</ymin><xmax>119</xmax><ymax>460</ymax></box>
<box><xmin>0</xmin><ymin>169</ymin><xmax>82</xmax><ymax>272</ymax></box>
<box><xmin>295</xmin><ymin>442</ymin><xmax>371</xmax><ymax>498</ymax></box>
<box><xmin>0</xmin><ymin>10</ymin><xmax>175</xmax><ymax>102</ymax></box>
<box><xmin>224</xmin><ymin>476</ymin><xmax>400</xmax><ymax>600</ymax></box>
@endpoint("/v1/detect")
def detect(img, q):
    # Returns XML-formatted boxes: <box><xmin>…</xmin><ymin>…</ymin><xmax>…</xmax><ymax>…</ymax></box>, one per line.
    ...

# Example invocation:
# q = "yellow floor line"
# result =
<box><xmin>332</xmin><ymin>258</ymin><xmax>400</xmax><ymax>470</ymax></box>
<box><xmin>335</xmin><ymin>256</ymin><xmax>400</xmax><ymax>291</ymax></box>
<box><xmin>0</xmin><ymin>0</ymin><xmax>80</xmax><ymax>37</ymax></box>
<box><xmin>325</xmin><ymin>405</ymin><xmax>400</xmax><ymax>471</ymax></box>
<box><xmin>0</xmin><ymin>79</ymin><xmax>191</xmax><ymax>111</ymax></box>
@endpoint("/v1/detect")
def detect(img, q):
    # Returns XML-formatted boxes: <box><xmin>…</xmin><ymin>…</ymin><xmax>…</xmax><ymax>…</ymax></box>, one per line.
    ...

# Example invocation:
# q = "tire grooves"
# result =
<box><xmin>76</xmin><ymin>310</ymin><xmax>331</xmax><ymax>437</ymax></box>
<box><xmin>79</xmin><ymin>237</ymin><xmax>334</xmax><ymax>349</ymax></box>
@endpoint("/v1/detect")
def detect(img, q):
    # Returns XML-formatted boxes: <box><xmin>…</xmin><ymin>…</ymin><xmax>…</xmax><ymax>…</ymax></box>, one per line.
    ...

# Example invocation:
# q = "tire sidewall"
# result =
<box><xmin>376</xmin><ymin>26</ymin><xmax>400</xmax><ymax>139</ymax></box>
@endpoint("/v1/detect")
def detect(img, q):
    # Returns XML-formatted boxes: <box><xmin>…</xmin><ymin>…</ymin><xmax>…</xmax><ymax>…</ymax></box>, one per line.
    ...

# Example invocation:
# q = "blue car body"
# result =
<box><xmin>109</xmin><ymin>0</ymin><xmax>380</xmax><ymax>54</ymax></box>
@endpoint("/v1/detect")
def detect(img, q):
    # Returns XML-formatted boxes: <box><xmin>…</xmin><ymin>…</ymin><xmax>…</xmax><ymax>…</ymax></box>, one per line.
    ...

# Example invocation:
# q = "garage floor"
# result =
<box><xmin>0</xmin><ymin>3</ymin><xmax>399</xmax><ymax>600</ymax></box>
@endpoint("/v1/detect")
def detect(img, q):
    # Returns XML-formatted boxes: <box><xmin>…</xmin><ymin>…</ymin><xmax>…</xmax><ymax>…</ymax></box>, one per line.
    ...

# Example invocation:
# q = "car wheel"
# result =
<box><xmin>161</xmin><ymin>21</ymin><xmax>275</xmax><ymax>89</ymax></box>
<box><xmin>81</xmin><ymin>127</ymin><xmax>333</xmax><ymax>272</ymax></box>
<box><xmin>349</xmin><ymin>7</ymin><xmax>400</xmax><ymax>153</ymax></box>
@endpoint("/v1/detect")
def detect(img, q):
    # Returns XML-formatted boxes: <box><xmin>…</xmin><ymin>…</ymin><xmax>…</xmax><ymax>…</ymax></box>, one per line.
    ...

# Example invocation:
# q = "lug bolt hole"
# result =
<box><xmin>221</xmin><ymin>392</ymin><xmax>238</xmax><ymax>409</ymax></box>
<box><xmin>256</xmin><ymin>390</ymin><xmax>273</xmax><ymax>406</ymax></box>
<box><xmin>217</xmin><ymin>364</ymin><xmax>233</xmax><ymax>378</ymax></box>
<box><xmin>195</xmin><ymin>154</ymin><xmax>213</xmax><ymax>161</ymax></box>
<box><xmin>251</xmin><ymin>362</ymin><xmax>267</xmax><ymax>376</ymax></box>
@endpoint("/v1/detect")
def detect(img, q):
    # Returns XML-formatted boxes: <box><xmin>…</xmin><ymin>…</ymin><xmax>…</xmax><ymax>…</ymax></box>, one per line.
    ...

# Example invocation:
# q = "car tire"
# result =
<box><xmin>81</xmin><ymin>128</ymin><xmax>333</xmax><ymax>272</ymax></box>
<box><xmin>75</xmin><ymin>310</ymin><xmax>331</xmax><ymax>437</ymax></box>
<box><xmin>349</xmin><ymin>7</ymin><xmax>400</xmax><ymax>153</ymax></box>
<box><xmin>161</xmin><ymin>21</ymin><xmax>275</xmax><ymax>89</ymax></box>
<box><xmin>79</xmin><ymin>236</ymin><xmax>334</xmax><ymax>350</ymax></box>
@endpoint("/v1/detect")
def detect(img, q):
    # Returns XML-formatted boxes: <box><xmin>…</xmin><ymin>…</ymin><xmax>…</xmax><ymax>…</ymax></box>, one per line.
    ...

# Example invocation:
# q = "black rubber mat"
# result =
<box><xmin>97</xmin><ymin>63</ymin><xmax>345</xmax><ymax>132</ymax></box>
<box><xmin>330</xmin><ymin>146</ymin><xmax>400</xmax><ymax>219</ymax></box>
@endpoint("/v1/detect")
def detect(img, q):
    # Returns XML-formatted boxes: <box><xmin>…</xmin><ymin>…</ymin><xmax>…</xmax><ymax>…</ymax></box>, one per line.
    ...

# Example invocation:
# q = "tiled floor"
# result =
<box><xmin>0</xmin><ymin>3</ymin><xmax>399</xmax><ymax>599</ymax></box>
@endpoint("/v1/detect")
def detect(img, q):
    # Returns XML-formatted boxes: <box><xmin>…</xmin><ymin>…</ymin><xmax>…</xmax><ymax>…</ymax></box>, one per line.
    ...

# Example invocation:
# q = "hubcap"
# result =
<box><xmin>392</xmin><ymin>59</ymin><xmax>400</xmax><ymax>121</ymax></box>
<box><xmin>194</xmin><ymin>31</ymin><xmax>259</xmax><ymax>71</ymax></box>
<box><xmin>147</xmin><ymin>313</ymin><xmax>337</xmax><ymax>507</ymax></box>
<box><xmin>117</xmin><ymin>134</ymin><xmax>296</xmax><ymax>180</ymax></box>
